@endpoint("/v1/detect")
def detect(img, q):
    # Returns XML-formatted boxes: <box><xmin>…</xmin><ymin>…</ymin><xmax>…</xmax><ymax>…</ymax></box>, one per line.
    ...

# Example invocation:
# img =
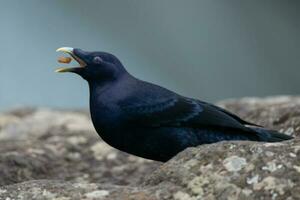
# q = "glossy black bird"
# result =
<box><xmin>56</xmin><ymin>47</ymin><xmax>293</xmax><ymax>162</ymax></box>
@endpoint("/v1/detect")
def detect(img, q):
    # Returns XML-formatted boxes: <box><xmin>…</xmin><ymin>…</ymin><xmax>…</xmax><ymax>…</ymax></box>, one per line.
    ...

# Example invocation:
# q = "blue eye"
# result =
<box><xmin>93</xmin><ymin>56</ymin><xmax>103</xmax><ymax>64</ymax></box>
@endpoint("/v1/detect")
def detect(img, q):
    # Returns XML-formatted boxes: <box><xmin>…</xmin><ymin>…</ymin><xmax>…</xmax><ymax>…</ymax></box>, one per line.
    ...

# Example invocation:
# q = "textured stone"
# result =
<box><xmin>0</xmin><ymin>96</ymin><xmax>300</xmax><ymax>199</ymax></box>
<box><xmin>0</xmin><ymin>108</ymin><xmax>160</xmax><ymax>187</ymax></box>
<box><xmin>218</xmin><ymin>96</ymin><xmax>300</xmax><ymax>138</ymax></box>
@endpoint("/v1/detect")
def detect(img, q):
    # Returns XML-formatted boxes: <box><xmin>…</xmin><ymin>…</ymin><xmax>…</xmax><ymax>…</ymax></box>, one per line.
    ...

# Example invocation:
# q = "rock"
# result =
<box><xmin>1</xmin><ymin>140</ymin><xmax>299</xmax><ymax>200</ymax></box>
<box><xmin>222</xmin><ymin>155</ymin><xmax>247</xmax><ymax>172</ymax></box>
<box><xmin>0</xmin><ymin>108</ymin><xmax>160</xmax><ymax>187</ymax></box>
<box><xmin>0</xmin><ymin>108</ymin><xmax>94</xmax><ymax>140</ymax></box>
<box><xmin>218</xmin><ymin>96</ymin><xmax>300</xmax><ymax>138</ymax></box>
<box><xmin>0</xmin><ymin>96</ymin><xmax>300</xmax><ymax>199</ymax></box>
<box><xmin>0</xmin><ymin>180</ymin><xmax>159</xmax><ymax>200</ymax></box>
<box><xmin>145</xmin><ymin>139</ymin><xmax>300</xmax><ymax>200</ymax></box>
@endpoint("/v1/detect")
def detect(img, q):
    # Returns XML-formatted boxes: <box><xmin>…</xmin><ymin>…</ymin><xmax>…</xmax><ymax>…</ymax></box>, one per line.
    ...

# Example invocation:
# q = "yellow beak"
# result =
<box><xmin>56</xmin><ymin>47</ymin><xmax>74</xmax><ymax>54</ymax></box>
<box><xmin>55</xmin><ymin>47</ymin><xmax>86</xmax><ymax>73</ymax></box>
<box><xmin>55</xmin><ymin>67</ymin><xmax>75</xmax><ymax>73</ymax></box>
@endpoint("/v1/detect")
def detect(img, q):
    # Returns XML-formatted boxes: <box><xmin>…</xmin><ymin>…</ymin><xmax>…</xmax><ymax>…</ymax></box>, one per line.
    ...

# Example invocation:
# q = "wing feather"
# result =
<box><xmin>121</xmin><ymin>96</ymin><xmax>250</xmax><ymax>131</ymax></box>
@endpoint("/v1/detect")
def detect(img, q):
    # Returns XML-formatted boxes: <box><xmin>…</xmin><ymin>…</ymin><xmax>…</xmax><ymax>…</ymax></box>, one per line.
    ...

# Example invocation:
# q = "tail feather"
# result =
<box><xmin>248</xmin><ymin>127</ymin><xmax>293</xmax><ymax>142</ymax></box>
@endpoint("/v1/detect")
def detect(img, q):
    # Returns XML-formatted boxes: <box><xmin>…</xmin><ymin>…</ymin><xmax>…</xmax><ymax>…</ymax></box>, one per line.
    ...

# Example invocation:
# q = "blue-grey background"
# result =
<box><xmin>1</xmin><ymin>0</ymin><xmax>299</xmax><ymax>111</ymax></box>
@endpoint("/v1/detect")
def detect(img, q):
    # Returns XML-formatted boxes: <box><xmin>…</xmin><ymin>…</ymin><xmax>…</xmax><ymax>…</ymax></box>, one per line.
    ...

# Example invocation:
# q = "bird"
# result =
<box><xmin>55</xmin><ymin>47</ymin><xmax>293</xmax><ymax>162</ymax></box>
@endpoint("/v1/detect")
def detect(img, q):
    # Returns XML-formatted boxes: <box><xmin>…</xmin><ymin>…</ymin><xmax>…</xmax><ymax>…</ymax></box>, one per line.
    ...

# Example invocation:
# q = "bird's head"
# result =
<box><xmin>55</xmin><ymin>47</ymin><xmax>126</xmax><ymax>82</ymax></box>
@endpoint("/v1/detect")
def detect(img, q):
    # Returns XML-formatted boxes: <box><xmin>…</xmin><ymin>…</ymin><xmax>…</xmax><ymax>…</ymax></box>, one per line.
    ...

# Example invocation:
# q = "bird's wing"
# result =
<box><xmin>121</xmin><ymin>96</ymin><xmax>250</xmax><ymax>131</ymax></box>
<box><xmin>198</xmin><ymin>100</ymin><xmax>262</xmax><ymax>127</ymax></box>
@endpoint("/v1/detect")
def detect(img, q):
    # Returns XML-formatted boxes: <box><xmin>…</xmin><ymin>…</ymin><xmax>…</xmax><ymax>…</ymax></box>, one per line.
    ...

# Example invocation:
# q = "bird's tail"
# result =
<box><xmin>248</xmin><ymin>126</ymin><xmax>293</xmax><ymax>142</ymax></box>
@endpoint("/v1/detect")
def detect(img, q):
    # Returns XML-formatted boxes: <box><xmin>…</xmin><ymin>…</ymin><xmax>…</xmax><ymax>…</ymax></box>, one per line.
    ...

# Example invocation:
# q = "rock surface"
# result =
<box><xmin>0</xmin><ymin>108</ymin><xmax>160</xmax><ymax>187</ymax></box>
<box><xmin>218</xmin><ymin>96</ymin><xmax>300</xmax><ymax>138</ymax></box>
<box><xmin>0</xmin><ymin>96</ymin><xmax>299</xmax><ymax>200</ymax></box>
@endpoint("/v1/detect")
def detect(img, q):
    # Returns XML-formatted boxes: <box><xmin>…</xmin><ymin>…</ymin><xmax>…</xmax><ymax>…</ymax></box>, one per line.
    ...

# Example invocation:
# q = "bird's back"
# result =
<box><xmin>88</xmin><ymin>75</ymin><xmax>293</xmax><ymax>161</ymax></box>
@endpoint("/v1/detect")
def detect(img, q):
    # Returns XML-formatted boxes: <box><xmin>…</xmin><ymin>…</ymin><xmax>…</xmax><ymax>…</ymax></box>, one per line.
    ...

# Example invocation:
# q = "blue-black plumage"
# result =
<box><xmin>56</xmin><ymin>47</ymin><xmax>293</xmax><ymax>162</ymax></box>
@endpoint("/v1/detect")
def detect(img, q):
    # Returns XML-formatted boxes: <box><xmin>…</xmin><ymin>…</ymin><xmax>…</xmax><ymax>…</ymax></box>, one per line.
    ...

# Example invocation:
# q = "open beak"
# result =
<box><xmin>55</xmin><ymin>47</ymin><xmax>87</xmax><ymax>73</ymax></box>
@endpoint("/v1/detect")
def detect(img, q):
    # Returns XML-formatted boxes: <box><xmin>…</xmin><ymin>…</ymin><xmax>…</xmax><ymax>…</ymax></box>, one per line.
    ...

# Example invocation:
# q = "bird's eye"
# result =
<box><xmin>93</xmin><ymin>56</ymin><xmax>103</xmax><ymax>64</ymax></box>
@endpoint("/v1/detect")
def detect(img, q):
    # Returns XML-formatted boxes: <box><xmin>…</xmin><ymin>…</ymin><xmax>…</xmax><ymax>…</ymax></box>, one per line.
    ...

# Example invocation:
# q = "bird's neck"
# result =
<box><xmin>88</xmin><ymin>79</ymin><xmax>115</xmax><ymax>119</ymax></box>
<box><xmin>87</xmin><ymin>74</ymin><xmax>133</xmax><ymax>127</ymax></box>
<box><xmin>88</xmin><ymin>77</ymin><xmax>129</xmax><ymax>145</ymax></box>
<box><xmin>88</xmin><ymin>80</ymin><xmax>111</xmax><ymax>96</ymax></box>
<box><xmin>88</xmin><ymin>81</ymin><xmax>113</xmax><ymax>135</ymax></box>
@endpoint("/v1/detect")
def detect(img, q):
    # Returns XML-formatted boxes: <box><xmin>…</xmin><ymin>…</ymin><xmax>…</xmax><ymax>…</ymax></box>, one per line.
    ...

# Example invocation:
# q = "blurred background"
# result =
<box><xmin>0</xmin><ymin>0</ymin><xmax>299</xmax><ymax>111</ymax></box>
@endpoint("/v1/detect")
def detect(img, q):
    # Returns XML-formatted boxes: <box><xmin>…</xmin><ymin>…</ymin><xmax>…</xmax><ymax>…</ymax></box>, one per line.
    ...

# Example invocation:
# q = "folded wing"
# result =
<box><xmin>121</xmin><ymin>96</ymin><xmax>254</xmax><ymax>132</ymax></box>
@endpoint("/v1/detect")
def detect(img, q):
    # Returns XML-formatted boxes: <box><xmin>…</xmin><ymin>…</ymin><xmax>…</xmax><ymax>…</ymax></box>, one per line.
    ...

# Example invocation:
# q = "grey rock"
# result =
<box><xmin>0</xmin><ymin>180</ymin><xmax>161</xmax><ymax>200</ymax></box>
<box><xmin>0</xmin><ymin>96</ymin><xmax>299</xmax><ymax>200</ymax></box>
<box><xmin>218</xmin><ymin>95</ymin><xmax>300</xmax><ymax>138</ymax></box>
<box><xmin>145</xmin><ymin>139</ymin><xmax>300</xmax><ymax>200</ymax></box>
<box><xmin>0</xmin><ymin>108</ymin><xmax>160</xmax><ymax>187</ymax></box>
